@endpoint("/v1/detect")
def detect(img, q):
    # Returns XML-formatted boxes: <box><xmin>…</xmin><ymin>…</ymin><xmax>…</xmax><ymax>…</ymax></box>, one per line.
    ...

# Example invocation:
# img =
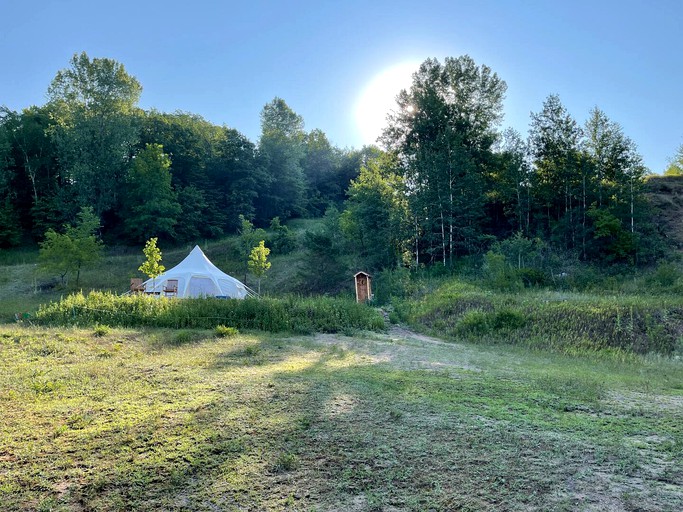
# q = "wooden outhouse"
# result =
<box><xmin>354</xmin><ymin>271</ymin><xmax>372</xmax><ymax>303</ymax></box>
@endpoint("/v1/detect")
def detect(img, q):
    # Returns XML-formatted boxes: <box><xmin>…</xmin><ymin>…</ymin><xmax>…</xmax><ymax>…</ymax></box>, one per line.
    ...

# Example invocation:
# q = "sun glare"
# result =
<box><xmin>355</xmin><ymin>61</ymin><xmax>420</xmax><ymax>146</ymax></box>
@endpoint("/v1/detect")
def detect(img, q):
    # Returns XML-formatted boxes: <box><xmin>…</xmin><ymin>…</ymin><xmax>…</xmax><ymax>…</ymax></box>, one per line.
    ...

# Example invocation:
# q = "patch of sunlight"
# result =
<box><xmin>323</xmin><ymin>393</ymin><xmax>359</xmax><ymax>418</ymax></box>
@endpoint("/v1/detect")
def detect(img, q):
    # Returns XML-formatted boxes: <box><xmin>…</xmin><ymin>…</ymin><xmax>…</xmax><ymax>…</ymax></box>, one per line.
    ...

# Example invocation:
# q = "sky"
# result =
<box><xmin>1</xmin><ymin>0</ymin><xmax>682</xmax><ymax>173</ymax></box>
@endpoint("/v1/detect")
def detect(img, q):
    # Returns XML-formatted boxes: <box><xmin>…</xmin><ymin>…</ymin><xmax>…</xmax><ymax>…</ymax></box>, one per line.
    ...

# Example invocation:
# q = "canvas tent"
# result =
<box><xmin>142</xmin><ymin>245</ymin><xmax>252</xmax><ymax>299</ymax></box>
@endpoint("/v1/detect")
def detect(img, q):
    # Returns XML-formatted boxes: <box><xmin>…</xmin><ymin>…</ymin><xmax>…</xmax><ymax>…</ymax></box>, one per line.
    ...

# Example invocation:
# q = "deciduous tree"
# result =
<box><xmin>48</xmin><ymin>52</ymin><xmax>142</xmax><ymax>218</ymax></box>
<box><xmin>123</xmin><ymin>143</ymin><xmax>180</xmax><ymax>243</ymax></box>
<box><xmin>39</xmin><ymin>206</ymin><xmax>103</xmax><ymax>286</ymax></box>
<box><xmin>248</xmin><ymin>240</ymin><xmax>271</xmax><ymax>295</ymax></box>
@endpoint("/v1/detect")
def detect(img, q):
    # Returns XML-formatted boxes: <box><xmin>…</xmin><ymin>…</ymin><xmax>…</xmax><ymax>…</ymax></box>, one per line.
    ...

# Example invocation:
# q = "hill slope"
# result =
<box><xmin>645</xmin><ymin>175</ymin><xmax>683</xmax><ymax>251</ymax></box>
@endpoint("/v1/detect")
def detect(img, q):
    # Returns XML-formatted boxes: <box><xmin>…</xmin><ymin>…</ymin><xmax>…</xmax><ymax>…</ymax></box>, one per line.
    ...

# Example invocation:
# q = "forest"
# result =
<box><xmin>1</xmin><ymin>52</ymin><xmax>680</xmax><ymax>281</ymax></box>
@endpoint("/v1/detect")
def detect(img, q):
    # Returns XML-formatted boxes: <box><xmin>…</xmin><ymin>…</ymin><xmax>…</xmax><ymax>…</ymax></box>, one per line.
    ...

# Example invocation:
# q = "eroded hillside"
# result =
<box><xmin>645</xmin><ymin>175</ymin><xmax>683</xmax><ymax>250</ymax></box>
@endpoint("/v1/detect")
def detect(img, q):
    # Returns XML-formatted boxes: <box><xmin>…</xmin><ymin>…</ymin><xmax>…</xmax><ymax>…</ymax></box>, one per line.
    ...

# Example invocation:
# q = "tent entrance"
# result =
<box><xmin>188</xmin><ymin>277</ymin><xmax>218</xmax><ymax>297</ymax></box>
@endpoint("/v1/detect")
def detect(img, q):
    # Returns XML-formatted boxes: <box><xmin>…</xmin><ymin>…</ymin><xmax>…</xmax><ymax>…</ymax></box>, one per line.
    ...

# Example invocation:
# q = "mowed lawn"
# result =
<box><xmin>1</xmin><ymin>325</ymin><xmax>682</xmax><ymax>511</ymax></box>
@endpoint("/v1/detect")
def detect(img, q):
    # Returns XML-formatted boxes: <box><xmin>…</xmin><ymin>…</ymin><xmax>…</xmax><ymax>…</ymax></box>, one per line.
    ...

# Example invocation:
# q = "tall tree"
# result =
<box><xmin>122</xmin><ymin>143</ymin><xmax>181</xmax><ymax>243</ymax></box>
<box><xmin>383</xmin><ymin>56</ymin><xmax>507</xmax><ymax>262</ymax></box>
<box><xmin>302</xmin><ymin>128</ymin><xmax>338</xmax><ymax>214</ymax></box>
<box><xmin>48</xmin><ymin>52</ymin><xmax>142</xmax><ymax>219</ymax></box>
<box><xmin>256</xmin><ymin>98</ymin><xmax>306</xmax><ymax>223</ymax></box>
<box><xmin>207</xmin><ymin>127</ymin><xmax>262</xmax><ymax>234</ymax></box>
<box><xmin>341</xmin><ymin>153</ymin><xmax>410</xmax><ymax>270</ymax></box>
<box><xmin>492</xmin><ymin>128</ymin><xmax>532</xmax><ymax>235</ymax></box>
<box><xmin>528</xmin><ymin>94</ymin><xmax>582</xmax><ymax>248</ymax></box>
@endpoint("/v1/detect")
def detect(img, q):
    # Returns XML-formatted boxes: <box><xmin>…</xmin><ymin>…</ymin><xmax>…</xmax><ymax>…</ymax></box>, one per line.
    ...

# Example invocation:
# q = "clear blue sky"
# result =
<box><xmin>1</xmin><ymin>0</ymin><xmax>681</xmax><ymax>173</ymax></box>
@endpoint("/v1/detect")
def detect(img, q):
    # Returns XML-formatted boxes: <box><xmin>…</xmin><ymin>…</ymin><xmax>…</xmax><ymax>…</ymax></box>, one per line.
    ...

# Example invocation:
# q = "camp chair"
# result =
<box><xmin>163</xmin><ymin>279</ymin><xmax>179</xmax><ymax>297</ymax></box>
<box><xmin>130</xmin><ymin>278</ymin><xmax>145</xmax><ymax>293</ymax></box>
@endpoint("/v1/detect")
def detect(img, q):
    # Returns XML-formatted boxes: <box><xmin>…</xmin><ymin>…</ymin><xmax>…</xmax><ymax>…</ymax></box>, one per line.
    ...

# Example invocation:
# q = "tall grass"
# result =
<box><xmin>395</xmin><ymin>280</ymin><xmax>683</xmax><ymax>356</ymax></box>
<box><xmin>34</xmin><ymin>291</ymin><xmax>385</xmax><ymax>334</ymax></box>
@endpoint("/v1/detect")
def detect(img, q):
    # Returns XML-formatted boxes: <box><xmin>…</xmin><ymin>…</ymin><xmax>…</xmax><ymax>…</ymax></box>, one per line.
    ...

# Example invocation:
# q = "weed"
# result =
<box><xmin>172</xmin><ymin>330</ymin><xmax>197</xmax><ymax>345</ymax></box>
<box><xmin>275</xmin><ymin>452</ymin><xmax>298</xmax><ymax>472</ymax></box>
<box><xmin>388</xmin><ymin>409</ymin><xmax>403</xmax><ymax>421</ymax></box>
<box><xmin>242</xmin><ymin>344</ymin><xmax>261</xmax><ymax>357</ymax></box>
<box><xmin>215</xmin><ymin>324</ymin><xmax>239</xmax><ymax>337</ymax></box>
<box><xmin>93</xmin><ymin>323</ymin><xmax>111</xmax><ymax>337</ymax></box>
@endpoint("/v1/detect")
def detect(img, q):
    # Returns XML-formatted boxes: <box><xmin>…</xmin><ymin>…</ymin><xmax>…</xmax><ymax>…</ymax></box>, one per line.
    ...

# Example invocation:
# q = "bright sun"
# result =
<box><xmin>355</xmin><ymin>61</ymin><xmax>420</xmax><ymax>146</ymax></box>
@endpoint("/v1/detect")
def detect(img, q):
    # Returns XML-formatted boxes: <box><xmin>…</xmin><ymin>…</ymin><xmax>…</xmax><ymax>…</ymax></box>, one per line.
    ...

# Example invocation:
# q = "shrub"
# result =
<box><xmin>491</xmin><ymin>309</ymin><xmax>527</xmax><ymax>330</ymax></box>
<box><xmin>454</xmin><ymin>310</ymin><xmax>491</xmax><ymax>336</ymax></box>
<box><xmin>92</xmin><ymin>323</ymin><xmax>111</xmax><ymax>337</ymax></box>
<box><xmin>215</xmin><ymin>325</ymin><xmax>239</xmax><ymax>337</ymax></box>
<box><xmin>518</xmin><ymin>268</ymin><xmax>547</xmax><ymax>287</ymax></box>
<box><xmin>172</xmin><ymin>330</ymin><xmax>197</xmax><ymax>345</ymax></box>
<box><xmin>482</xmin><ymin>251</ymin><xmax>523</xmax><ymax>291</ymax></box>
<box><xmin>648</xmin><ymin>262</ymin><xmax>683</xmax><ymax>289</ymax></box>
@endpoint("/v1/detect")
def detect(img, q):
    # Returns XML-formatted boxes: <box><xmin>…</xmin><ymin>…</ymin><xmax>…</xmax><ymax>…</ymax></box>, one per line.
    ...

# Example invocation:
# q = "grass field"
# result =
<box><xmin>1</xmin><ymin>324</ymin><xmax>681</xmax><ymax>511</ymax></box>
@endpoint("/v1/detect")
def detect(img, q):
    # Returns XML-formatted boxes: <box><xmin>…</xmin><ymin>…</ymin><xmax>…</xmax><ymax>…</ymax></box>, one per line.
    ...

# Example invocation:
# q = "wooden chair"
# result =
<box><xmin>163</xmin><ymin>279</ymin><xmax>179</xmax><ymax>297</ymax></box>
<box><xmin>130</xmin><ymin>278</ymin><xmax>145</xmax><ymax>294</ymax></box>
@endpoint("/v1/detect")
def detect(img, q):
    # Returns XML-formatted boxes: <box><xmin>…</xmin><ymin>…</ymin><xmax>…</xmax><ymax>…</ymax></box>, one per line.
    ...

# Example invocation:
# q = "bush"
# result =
<box><xmin>454</xmin><ymin>310</ymin><xmax>491</xmax><ymax>336</ymax></box>
<box><xmin>647</xmin><ymin>262</ymin><xmax>683</xmax><ymax>289</ymax></box>
<box><xmin>482</xmin><ymin>251</ymin><xmax>523</xmax><ymax>291</ymax></box>
<box><xmin>518</xmin><ymin>268</ymin><xmax>547</xmax><ymax>287</ymax></box>
<box><xmin>215</xmin><ymin>325</ymin><xmax>239</xmax><ymax>337</ymax></box>
<box><xmin>491</xmin><ymin>309</ymin><xmax>527</xmax><ymax>330</ymax></box>
<box><xmin>92</xmin><ymin>323</ymin><xmax>111</xmax><ymax>337</ymax></box>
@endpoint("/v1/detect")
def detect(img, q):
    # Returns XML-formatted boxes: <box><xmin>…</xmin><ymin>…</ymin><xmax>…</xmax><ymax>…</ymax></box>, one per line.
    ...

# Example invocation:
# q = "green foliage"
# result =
<box><xmin>298</xmin><ymin>208</ymin><xmax>349</xmax><ymax>294</ymax></box>
<box><xmin>372</xmin><ymin>267</ymin><xmax>414</xmax><ymax>305</ymax></box>
<box><xmin>238</xmin><ymin>215</ymin><xmax>267</xmax><ymax>283</ymax></box>
<box><xmin>248</xmin><ymin>240</ymin><xmax>271</xmax><ymax>294</ymax></box>
<box><xmin>256</xmin><ymin>98</ymin><xmax>306</xmax><ymax>221</ymax></box>
<box><xmin>664</xmin><ymin>144</ymin><xmax>683</xmax><ymax>176</ymax></box>
<box><xmin>0</xmin><ymin>196</ymin><xmax>21</xmax><ymax>248</ymax></box>
<box><xmin>92</xmin><ymin>323</ymin><xmax>111</xmax><ymax>337</ymax></box>
<box><xmin>34</xmin><ymin>292</ymin><xmax>386</xmax><ymax>333</ymax></box>
<box><xmin>646</xmin><ymin>262</ymin><xmax>683</xmax><ymax>290</ymax></box>
<box><xmin>38</xmin><ymin>206</ymin><xmax>103</xmax><ymax>286</ymax></box>
<box><xmin>215</xmin><ymin>324</ymin><xmax>239</xmax><ymax>337</ymax></box>
<box><xmin>341</xmin><ymin>153</ymin><xmax>410</xmax><ymax>270</ymax></box>
<box><xmin>586</xmin><ymin>206</ymin><xmax>635</xmax><ymax>262</ymax></box>
<box><xmin>48</xmin><ymin>52</ymin><xmax>141</xmax><ymax>217</ymax></box>
<box><xmin>268</xmin><ymin>217</ymin><xmax>298</xmax><ymax>254</ymax></box>
<box><xmin>453</xmin><ymin>308</ymin><xmax>527</xmax><ymax>337</ymax></box>
<box><xmin>123</xmin><ymin>144</ymin><xmax>181</xmax><ymax>242</ymax></box>
<box><xmin>482</xmin><ymin>251</ymin><xmax>523</xmax><ymax>291</ymax></box>
<box><xmin>384</xmin><ymin>56</ymin><xmax>507</xmax><ymax>261</ymax></box>
<box><xmin>138</xmin><ymin>237</ymin><xmax>164</xmax><ymax>280</ymax></box>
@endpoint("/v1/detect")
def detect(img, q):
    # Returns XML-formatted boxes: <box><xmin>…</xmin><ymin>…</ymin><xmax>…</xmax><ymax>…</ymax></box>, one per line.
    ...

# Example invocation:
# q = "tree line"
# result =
<box><xmin>0</xmin><ymin>52</ymin><xmax>375</xmax><ymax>248</ymax></box>
<box><xmin>0</xmin><ymin>52</ymin><xmax>671</xmax><ymax>278</ymax></box>
<box><xmin>343</xmin><ymin>57</ymin><xmax>666</xmax><ymax>271</ymax></box>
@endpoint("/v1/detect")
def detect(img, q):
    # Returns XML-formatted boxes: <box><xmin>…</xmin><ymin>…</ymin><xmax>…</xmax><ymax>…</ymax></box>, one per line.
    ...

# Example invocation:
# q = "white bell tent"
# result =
<box><xmin>142</xmin><ymin>245</ymin><xmax>252</xmax><ymax>299</ymax></box>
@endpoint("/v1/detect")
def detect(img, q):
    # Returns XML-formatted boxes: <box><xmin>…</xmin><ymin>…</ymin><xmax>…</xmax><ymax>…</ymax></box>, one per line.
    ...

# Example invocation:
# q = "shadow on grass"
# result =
<box><xmin>16</xmin><ymin>333</ymin><xmax>682</xmax><ymax>511</ymax></box>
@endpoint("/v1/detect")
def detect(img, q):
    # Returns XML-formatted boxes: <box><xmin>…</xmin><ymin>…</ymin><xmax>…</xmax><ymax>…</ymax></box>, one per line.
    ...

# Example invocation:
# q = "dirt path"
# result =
<box><xmin>314</xmin><ymin>324</ymin><xmax>482</xmax><ymax>373</ymax></box>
